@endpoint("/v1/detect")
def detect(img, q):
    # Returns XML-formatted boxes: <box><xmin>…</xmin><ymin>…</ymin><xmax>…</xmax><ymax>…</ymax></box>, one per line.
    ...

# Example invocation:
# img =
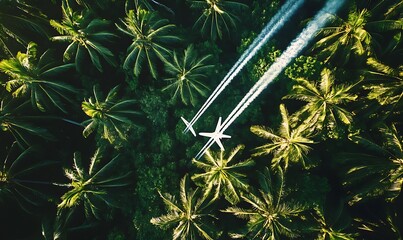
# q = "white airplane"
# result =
<box><xmin>181</xmin><ymin>117</ymin><xmax>196</xmax><ymax>137</ymax></box>
<box><xmin>199</xmin><ymin>117</ymin><xmax>231</xmax><ymax>151</ymax></box>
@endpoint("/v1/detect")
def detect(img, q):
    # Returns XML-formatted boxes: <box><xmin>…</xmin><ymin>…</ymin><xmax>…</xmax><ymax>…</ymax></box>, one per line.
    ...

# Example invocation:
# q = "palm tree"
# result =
<box><xmin>0</xmin><ymin>0</ymin><xmax>48</xmax><ymax>57</ymax></box>
<box><xmin>117</xmin><ymin>7</ymin><xmax>181</xmax><ymax>79</ymax></box>
<box><xmin>339</xmin><ymin>124</ymin><xmax>402</xmax><ymax>204</ymax></box>
<box><xmin>355</xmin><ymin>208</ymin><xmax>401</xmax><ymax>240</ymax></box>
<box><xmin>162</xmin><ymin>45</ymin><xmax>213</xmax><ymax>106</ymax></box>
<box><xmin>81</xmin><ymin>85</ymin><xmax>141</xmax><ymax>144</ymax></box>
<box><xmin>311</xmin><ymin>200</ymin><xmax>357</xmax><ymax>240</ymax></box>
<box><xmin>50</xmin><ymin>0</ymin><xmax>117</xmax><ymax>72</ymax></box>
<box><xmin>364</xmin><ymin>57</ymin><xmax>402</xmax><ymax>106</ymax></box>
<box><xmin>284</xmin><ymin>68</ymin><xmax>357</xmax><ymax>135</ymax></box>
<box><xmin>0</xmin><ymin>143</ymin><xmax>54</xmax><ymax>213</ymax></box>
<box><xmin>150</xmin><ymin>176</ymin><xmax>221</xmax><ymax>240</ymax></box>
<box><xmin>384</xmin><ymin>1</ymin><xmax>403</xmax><ymax>19</ymax></box>
<box><xmin>189</xmin><ymin>0</ymin><xmax>248</xmax><ymax>40</ymax></box>
<box><xmin>41</xmin><ymin>208</ymin><xmax>91</xmax><ymax>240</ymax></box>
<box><xmin>311</xmin><ymin>6</ymin><xmax>403</xmax><ymax>65</ymax></box>
<box><xmin>250</xmin><ymin>104</ymin><xmax>314</xmax><ymax>170</ymax></box>
<box><xmin>223</xmin><ymin>167</ymin><xmax>307</xmax><ymax>239</ymax></box>
<box><xmin>0</xmin><ymin>42</ymin><xmax>76</xmax><ymax>113</ymax></box>
<box><xmin>126</xmin><ymin>0</ymin><xmax>174</xmax><ymax>13</ymax></box>
<box><xmin>0</xmin><ymin>97</ymin><xmax>53</xmax><ymax>149</ymax></box>
<box><xmin>58</xmin><ymin>149</ymin><xmax>131</xmax><ymax>219</ymax></box>
<box><xmin>191</xmin><ymin>144</ymin><xmax>254</xmax><ymax>205</ymax></box>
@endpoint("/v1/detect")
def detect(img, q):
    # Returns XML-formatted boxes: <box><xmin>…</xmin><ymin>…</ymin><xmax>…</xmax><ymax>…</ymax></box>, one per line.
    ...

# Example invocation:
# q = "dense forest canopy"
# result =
<box><xmin>0</xmin><ymin>0</ymin><xmax>402</xmax><ymax>239</ymax></box>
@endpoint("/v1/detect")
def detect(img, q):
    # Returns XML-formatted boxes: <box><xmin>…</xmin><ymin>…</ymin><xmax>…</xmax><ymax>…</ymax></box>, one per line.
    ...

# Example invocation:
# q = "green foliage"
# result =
<box><xmin>58</xmin><ymin>149</ymin><xmax>131</xmax><ymax>219</ymax></box>
<box><xmin>0</xmin><ymin>42</ymin><xmax>76</xmax><ymax>113</ymax></box>
<box><xmin>150</xmin><ymin>176</ymin><xmax>221</xmax><ymax>240</ymax></box>
<box><xmin>0</xmin><ymin>0</ymin><xmax>48</xmax><ymax>57</ymax></box>
<box><xmin>41</xmin><ymin>208</ymin><xmax>94</xmax><ymax>240</ymax></box>
<box><xmin>50</xmin><ymin>0</ymin><xmax>117</xmax><ymax>72</ymax></box>
<box><xmin>0</xmin><ymin>0</ymin><xmax>402</xmax><ymax>239</ymax></box>
<box><xmin>0</xmin><ymin>144</ymin><xmax>53</xmax><ymax>213</ymax></box>
<box><xmin>340</xmin><ymin>124</ymin><xmax>402</xmax><ymax>204</ymax></box>
<box><xmin>238</xmin><ymin>37</ymin><xmax>281</xmax><ymax>83</ymax></box>
<box><xmin>249</xmin><ymin>0</ymin><xmax>280</xmax><ymax>29</ymax></box>
<box><xmin>117</xmin><ymin>7</ymin><xmax>181</xmax><ymax>79</ymax></box>
<box><xmin>312</xmin><ymin>5</ymin><xmax>403</xmax><ymax>65</ymax></box>
<box><xmin>285</xmin><ymin>55</ymin><xmax>323</xmax><ymax>81</ymax></box>
<box><xmin>162</xmin><ymin>44</ymin><xmax>213</xmax><ymax>106</ymax></box>
<box><xmin>363</xmin><ymin>57</ymin><xmax>402</xmax><ymax>106</ymax></box>
<box><xmin>190</xmin><ymin>0</ymin><xmax>248</xmax><ymax>40</ymax></box>
<box><xmin>223</xmin><ymin>168</ymin><xmax>307</xmax><ymax>239</ymax></box>
<box><xmin>192</xmin><ymin>144</ymin><xmax>254</xmax><ymax>204</ymax></box>
<box><xmin>251</xmin><ymin>104</ymin><xmax>314</xmax><ymax>170</ymax></box>
<box><xmin>287</xmin><ymin>173</ymin><xmax>330</xmax><ymax>207</ymax></box>
<box><xmin>311</xmin><ymin>200</ymin><xmax>357</xmax><ymax>240</ymax></box>
<box><xmin>0</xmin><ymin>98</ymin><xmax>53</xmax><ymax>148</ymax></box>
<box><xmin>139</xmin><ymin>88</ymin><xmax>169</xmax><ymax>128</ymax></box>
<box><xmin>81</xmin><ymin>85</ymin><xmax>141</xmax><ymax>144</ymax></box>
<box><xmin>132</xmin><ymin>152</ymin><xmax>178</xmax><ymax>240</ymax></box>
<box><xmin>284</xmin><ymin>68</ymin><xmax>357</xmax><ymax>136</ymax></box>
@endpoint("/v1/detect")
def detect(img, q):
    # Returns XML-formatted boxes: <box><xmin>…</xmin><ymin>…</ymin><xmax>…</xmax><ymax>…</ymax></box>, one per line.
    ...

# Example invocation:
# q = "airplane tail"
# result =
<box><xmin>181</xmin><ymin>117</ymin><xmax>196</xmax><ymax>137</ymax></box>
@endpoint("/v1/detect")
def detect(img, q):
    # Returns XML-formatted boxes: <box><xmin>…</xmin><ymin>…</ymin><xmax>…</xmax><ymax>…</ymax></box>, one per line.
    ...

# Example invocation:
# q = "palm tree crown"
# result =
<box><xmin>284</xmin><ymin>68</ymin><xmax>357</xmax><ymax>135</ymax></box>
<box><xmin>251</xmin><ymin>104</ymin><xmax>314</xmax><ymax>170</ymax></box>
<box><xmin>50</xmin><ymin>0</ymin><xmax>117</xmax><ymax>72</ymax></box>
<box><xmin>0</xmin><ymin>42</ymin><xmax>76</xmax><ymax>113</ymax></box>
<box><xmin>58</xmin><ymin>149</ymin><xmax>131</xmax><ymax>219</ymax></box>
<box><xmin>312</xmin><ymin>6</ymin><xmax>403</xmax><ymax>65</ymax></box>
<box><xmin>0</xmin><ymin>98</ymin><xmax>52</xmax><ymax>148</ymax></box>
<box><xmin>364</xmin><ymin>57</ymin><xmax>402</xmax><ymax>106</ymax></box>
<box><xmin>192</xmin><ymin>144</ymin><xmax>254</xmax><ymax>204</ymax></box>
<box><xmin>340</xmin><ymin>124</ymin><xmax>402</xmax><ymax>204</ymax></box>
<box><xmin>117</xmin><ymin>7</ymin><xmax>181</xmax><ymax>79</ymax></box>
<box><xmin>0</xmin><ymin>144</ymin><xmax>53</xmax><ymax>212</ymax></box>
<box><xmin>81</xmin><ymin>85</ymin><xmax>141</xmax><ymax>144</ymax></box>
<box><xmin>0</xmin><ymin>0</ymin><xmax>48</xmax><ymax>57</ymax></box>
<box><xmin>162</xmin><ymin>45</ymin><xmax>213</xmax><ymax>106</ymax></box>
<box><xmin>150</xmin><ymin>176</ymin><xmax>221</xmax><ymax>240</ymax></box>
<box><xmin>223</xmin><ymin>168</ymin><xmax>307</xmax><ymax>239</ymax></box>
<box><xmin>190</xmin><ymin>0</ymin><xmax>248</xmax><ymax>40</ymax></box>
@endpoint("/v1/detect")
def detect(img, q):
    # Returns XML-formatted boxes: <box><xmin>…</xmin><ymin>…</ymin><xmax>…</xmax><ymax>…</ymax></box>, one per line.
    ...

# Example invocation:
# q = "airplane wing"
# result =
<box><xmin>181</xmin><ymin>117</ymin><xmax>196</xmax><ymax>137</ymax></box>
<box><xmin>215</xmin><ymin>117</ymin><xmax>222</xmax><ymax>132</ymax></box>
<box><xmin>215</xmin><ymin>137</ymin><xmax>225</xmax><ymax>151</ymax></box>
<box><xmin>221</xmin><ymin>134</ymin><xmax>231</xmax><ymax>139</ymax></box>
<box><xmin>199</xmin><ymin>132</ymin><xmax>213</xmax><ymax>138</ymax></box>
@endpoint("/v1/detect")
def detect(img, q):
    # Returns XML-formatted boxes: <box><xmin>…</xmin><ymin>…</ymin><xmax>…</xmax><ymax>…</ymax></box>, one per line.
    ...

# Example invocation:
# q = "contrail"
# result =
<box><xmin>184</xmin><ymin>0</ymin><xmax>304</xmax><ymax>134</ymax></box>
<box><xmin>195</xmin><ymin>0</ymin><xmax>346</xmax><ymax>159</ymax></box>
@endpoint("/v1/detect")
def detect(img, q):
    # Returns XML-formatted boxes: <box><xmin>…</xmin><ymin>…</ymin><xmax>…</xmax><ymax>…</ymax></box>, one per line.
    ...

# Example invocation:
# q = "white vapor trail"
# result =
<box><xmin>195</xmin><ymin>0</ymin><xmax>346</xmax><ymax>159</ymax></box>
<box><xmin>184</xmin><ymin>0</ymin><xmax>304</xmax><ymax>133</ymax></box>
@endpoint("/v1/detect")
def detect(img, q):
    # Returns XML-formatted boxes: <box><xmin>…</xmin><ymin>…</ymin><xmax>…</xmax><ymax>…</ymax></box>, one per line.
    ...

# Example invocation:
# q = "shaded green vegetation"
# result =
<box><xmin>0</xmin><ymin>0</ymin><xmax>402</xmax><ymax>239</ymax></box>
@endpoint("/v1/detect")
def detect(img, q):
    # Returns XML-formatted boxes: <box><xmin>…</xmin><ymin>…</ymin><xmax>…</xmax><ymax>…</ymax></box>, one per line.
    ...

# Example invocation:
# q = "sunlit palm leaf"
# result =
<box><xmin>312</xmin><ymin>6</ymin><xmax>403</xmax><ymax>65</ymax></box>
<box><xmin>251</xmin><ymin>104</ymin><xmax>314</xmax><ymax>170</ymax></box>
<box><xmin>223</xmin><ymin>168</ymin><xmax>307</xmax><ymax>239</ymax></box>
<box><xmin>58</xmin><ymin>149</ymin><xmax>131</xmax><ymax>219</ymax></box>
<box><xmin>363</xmin><ymin>57</ymin><xmax>402</xmax><ymax>107</ymax></box>
<box><xmin>0</xmin><ymin>0</ymin><xmax>49</xmax><ymax>57</ymax></box>
<box><xmin>0</xmin><ymin>42</ymin><xmax>76</xmax><ymax>113</ymax></box>
<box><xmin>50</xmin><ymin>0</ymin><xmax>117</xmax><ymax>72</ymax></box>
<box><xmin>81</xmin><ymin>85</ymin><xmax>141</xmax><ymax>144</ymax></box>
<box><xmin>340</xmin><ymin>124</ymin><xmax>402</xmax><ymax>204</ymax></box>
<box><xmin>162</xmin><ymin>45</ymin><xmax>213</xmax><ymax>106</ymax></box>
<box><xmin>190</xmin><ymin>0</ymin><xmax>248</xmax><ymax>40</ymax></box>
<box><xmin>150</xmin><ymin>176</ymin><xmax>221</xmax><ymax>240</ymax></box>
<box><xmin>284</xmin><ymin>68</ymin><xmax>357</xmax><ymax>135</ymax></box>
<box><xmin>117</xmin><ymin>7</ymin><xmax>181</xmax><ymax>79</ymax></box>
<box><xmin>191</xmin><ymin>144</ymin><xmax>254</xmax><ymax>204</ymax></box>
